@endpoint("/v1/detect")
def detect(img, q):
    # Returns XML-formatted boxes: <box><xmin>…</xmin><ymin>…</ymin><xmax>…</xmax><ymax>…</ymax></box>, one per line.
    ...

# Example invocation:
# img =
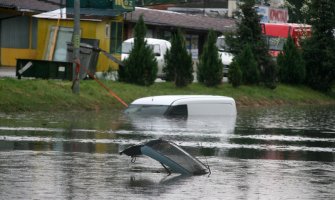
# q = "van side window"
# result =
<box><xmin>149</xmin><ymin>44</ymin><xmax>161</xmax><ymax>56</ymax></box>
<box><xmin>165</xmin><ymin>105</ymin><xmax>188</xmax><ymax>117</ymax></box>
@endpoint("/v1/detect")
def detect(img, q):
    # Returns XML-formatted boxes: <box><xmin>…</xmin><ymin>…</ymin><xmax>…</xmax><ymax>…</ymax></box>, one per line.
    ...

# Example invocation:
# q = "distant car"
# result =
<box><xmin>216</xmin><ymin>36</ymin><xmax>234</xmax><ymax>77</ymax></box>
<box><xmin>124</xmin><ymin>95</ymin><xmax>237</xmax><ymax>117</ymax></box>
<box><xmin>121</xmin><ymin>38</ymin><xmax>171</xmax><ymax>79</ymax></box>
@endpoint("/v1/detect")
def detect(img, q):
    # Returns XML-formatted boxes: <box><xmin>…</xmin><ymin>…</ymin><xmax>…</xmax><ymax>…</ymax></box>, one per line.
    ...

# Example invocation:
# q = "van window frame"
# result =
<box><xmin>164</xmin><ymin>104</ymin><xmax>188</xmax><ymax>117</ymax></box>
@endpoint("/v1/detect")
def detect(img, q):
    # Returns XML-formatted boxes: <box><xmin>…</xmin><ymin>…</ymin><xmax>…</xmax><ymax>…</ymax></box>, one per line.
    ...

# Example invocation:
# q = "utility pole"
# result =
<box><xmin>72</xmin><ymin>0</ymin><xmax>80</xmax><ymax>94</ymax></box>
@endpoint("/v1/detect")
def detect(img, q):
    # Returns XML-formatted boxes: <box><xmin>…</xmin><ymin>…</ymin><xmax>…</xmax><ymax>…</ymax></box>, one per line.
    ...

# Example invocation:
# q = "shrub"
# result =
<box><xmin>228</xmin><ymin>59</ymin><xmax>242</xmax><ymax>87</ymax></box>
<box><xmin>197</xmin><ymin>30</ymin><xmax>223</xmax><ymax>87</ymax></box>
<box><xmin>302</xmin><ymin>0</ymin><xmax>335</xmax><ymax>92</ymax></box>
<box><xmin>118</xmin><ymin>15</ymin><xmax>158</xmax><ymax>86</ymax></box>
<box><xmin>164</xmin><ymin>29</ymin><xmax>193</xmax><ymax>87</ymax></box>
<box><xmin>237</xmin><ymin>44</ymin><xmax>260</xmax><ymax>85</ymax></box>
<box><xmin>225</xmin><ymin>0</ymin><xmax>277</xmax><ymax>88</ymax></box>
<box><xmin>277</xmin><ymin>36</ymin><xmax>305</xmax><ymax>84</ymax></box>
<box><xmin>163</xmin><ymin>48</ymin><xmax>174</xmax><ymax>82</ymax></box>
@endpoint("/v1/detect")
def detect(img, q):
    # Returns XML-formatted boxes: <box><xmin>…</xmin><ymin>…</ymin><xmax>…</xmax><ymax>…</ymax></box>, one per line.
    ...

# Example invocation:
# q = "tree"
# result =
<box><xmin>197</xmin><ymin>30</ymin><xmax>223</xmax><ymax>87</ymax></box>
<box><xmin>302</xmin><ymin>0</ymin><xmax>335</xmax><ymax>92</ymax></box>
<box><xmin>163</xmin><ymin>48</ymin><xmax>174</xmax><ymax>81</ymax></box>
<box><xmin>118</xmin><ymin>15</ymin><xmax>158</xmax><ymax>86</ymax></box>
<box><xmin>225</xmin><ymin>0</ymin><xmax>277</xmax><ymax>88</ymax></box>
<box><xmin>163</xmin><ymin>29</ymin><xmax>193</xmax><ymax>87</ymax></box>
<box><xmin>277</xmin><ymin>36</ymin><xmax>305</xmax><ymax>84</ymax></box>
<box><xmin>228</xmin><ymin>59</ymin><xmax>242</xmax><ymax>88</ymax></box>
<box><xmin>236</xmin><ymin>44</ymin><xmax>260</xmax><ymax>84</ymax></box>
<box><xmin>284</xmin><ymin>0</ymin><xmax>305</xmax><ymax>23</ymax></box>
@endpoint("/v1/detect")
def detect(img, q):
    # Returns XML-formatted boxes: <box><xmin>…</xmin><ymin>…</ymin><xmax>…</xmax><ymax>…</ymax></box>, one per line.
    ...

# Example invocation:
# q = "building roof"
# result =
<box><xmin>0</xmin><ymin>0</ymin><xmax>62</xmax><ymax>13</ymax></box>
<box><xmin>34</xmin><ymin>8</ymin><xmax>124</xmax><ymax>20</ymax></box>
<box><xmin>125</xmin><ymin>7</ymin><xmax>236</xmax><ymax>33</ymax></box>
<box><xmin>0</xmin><ymin>0</ymin><xmax>129</xmax><ymax>19</ymax></box>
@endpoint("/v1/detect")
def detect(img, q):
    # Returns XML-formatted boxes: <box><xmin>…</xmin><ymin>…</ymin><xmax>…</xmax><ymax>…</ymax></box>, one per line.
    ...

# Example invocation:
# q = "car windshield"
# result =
<box><xmin>124</xmin><ymin>104</ymin><xmax>169</xmax><ymax>116</ymax></box>
<box><xmin>122</xmin><ymin>42</ymin><xmax>161</xmax><ymax>55</ymax></box>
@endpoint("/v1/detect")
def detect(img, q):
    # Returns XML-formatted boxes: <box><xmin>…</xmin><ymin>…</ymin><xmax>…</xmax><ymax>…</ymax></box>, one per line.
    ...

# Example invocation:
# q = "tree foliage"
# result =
<box><xmin>225</xmin><ymin>0</ymin><xmax>277</xmax><ymax>89</ymax></box>
<box><xmin>237</xmin><ymin>44</ymin><xmax>260</xmax><ymax>84</ymax></box>
<box><xmin>164</xmin><ymin>29</ymin><xmax>193</xmax><ymax>87</ymax></box>
<box><xmin>163</xmin><ymin>48</ymin><xmax>174</xmax><ymax>81</ymax></box>
<box><xmin>284</xmin><ymin>0</ymin><xmax>306</xmax><ymax>23</ymax></box>
<box><xmin>118</xmin><ymin>15</ymin><xmax>158</xmax><ymax>86</ymax></box>
<box><xmin>277</xmin><ymin>36</ymin><xmax>305</xmax><ymax>84</ymax></box>
<box><xmin>197</xmin><ymin>30</ymin><xmax>223</xmax><ymax>87</ymax></box>
<box><xmin>228</xmin><ymin>59</ymin><xmax>242</xmax><ymax>88</ymax></box>
<box><xmin>302</xmin><ymin>0</ymin><xmax>335</xmax><ymax>92</ymax></box>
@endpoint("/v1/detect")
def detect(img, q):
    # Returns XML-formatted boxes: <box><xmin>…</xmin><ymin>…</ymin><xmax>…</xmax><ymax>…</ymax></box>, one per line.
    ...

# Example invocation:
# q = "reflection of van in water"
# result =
<box><xmin>121</xmin><ymin>38</ymin><xmax>171</xmax><ymax>79</ymax></box>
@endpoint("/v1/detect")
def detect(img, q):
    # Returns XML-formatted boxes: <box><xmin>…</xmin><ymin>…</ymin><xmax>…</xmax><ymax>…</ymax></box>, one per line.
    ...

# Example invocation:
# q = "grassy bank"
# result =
<box><xmin>0</xmin><ymin>78</ymin><xmax>334</xmax><ymax>112</ymax></box>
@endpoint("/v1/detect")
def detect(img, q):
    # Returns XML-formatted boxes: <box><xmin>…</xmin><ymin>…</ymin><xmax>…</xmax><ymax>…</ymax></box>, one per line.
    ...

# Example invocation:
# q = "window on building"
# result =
<box><xmin>110</xmin><ymin>21</ymin><xmax>123</xmax><ymax>54</ymax></box>
<box><xmin>44</xmin><ymin>26</ymin><xmax>74</xmax><ymax>61</ymax></box>
<box><xmin>185</xmin><ymin>34</ymin><xmax>199</xmax><ymax>59</ymax></box>
<box><xmin>1</xmin><ymin>16</ymin><xmax>35</xmax><ymax>49</ymax></box>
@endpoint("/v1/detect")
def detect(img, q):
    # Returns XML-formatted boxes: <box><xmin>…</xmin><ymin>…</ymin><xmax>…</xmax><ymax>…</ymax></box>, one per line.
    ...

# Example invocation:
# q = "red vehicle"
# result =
<box><xmin>261</xmin><ymin>23</ymin><xmax>312</xmax><ymax>57</ymax></box>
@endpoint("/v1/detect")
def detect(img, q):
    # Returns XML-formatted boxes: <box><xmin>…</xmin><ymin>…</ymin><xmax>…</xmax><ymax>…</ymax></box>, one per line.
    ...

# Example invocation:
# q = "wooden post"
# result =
<box><xmin>72</xmin><ymin>0</ymin><xmax>80</xmax><ymax>94</ymax></box>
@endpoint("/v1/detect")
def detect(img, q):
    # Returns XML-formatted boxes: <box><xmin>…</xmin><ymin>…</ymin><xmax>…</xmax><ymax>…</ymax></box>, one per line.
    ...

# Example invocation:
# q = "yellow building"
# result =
<box><xmin>0</xmin><ymin>7</ymin><xmax>39</xmax><ymax>67</ymax></box>
<box><xmin>0</xmin><ymin>1</ymin><xmax>134</xmax><ymax>72</ymax></box>
<box><xmin>34</xmin><ymin>8</ymin><xmax>124</xmax><ymax>72</ymax></box>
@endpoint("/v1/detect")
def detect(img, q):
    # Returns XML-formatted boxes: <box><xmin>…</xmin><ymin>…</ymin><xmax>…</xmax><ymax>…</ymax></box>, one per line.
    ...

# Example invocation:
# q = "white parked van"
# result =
<box><xmin>121</xmin><ymin>38</ymin><xmax>171</xmax><ymax>79</ymax></box>
<box><xmin>125</xmin><ymin>95</ymin><xmax>237</xmax><ymax>117</ymax></box>
<box><xmin>216</xmin><ymin>36</ymin><xmax>234</xmax><ymax>76</ymax></box>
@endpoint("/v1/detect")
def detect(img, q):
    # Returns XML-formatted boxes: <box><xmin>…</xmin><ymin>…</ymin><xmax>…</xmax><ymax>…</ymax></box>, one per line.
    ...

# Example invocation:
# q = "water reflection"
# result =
<box><xmin>236</xmin><ymin>105</ymin><xmax>335</xmax><ymax>131</ymax></box>
<box><xmin>125</xmin><ymin>115</ymin><xmax>236</xmax><ymax>139</ymax></box>
<box><xmin>0</xmin><ymin>105</ymin><xmax>334</xmax><ymax>199</ymax></box>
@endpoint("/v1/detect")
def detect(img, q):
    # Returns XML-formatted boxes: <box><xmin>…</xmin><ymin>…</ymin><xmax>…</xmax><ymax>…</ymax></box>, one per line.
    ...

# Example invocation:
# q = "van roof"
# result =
<box><xmin>130</xmin><ymin>95</ymin><xmax>235</xmax><ymax>106</ymax></box>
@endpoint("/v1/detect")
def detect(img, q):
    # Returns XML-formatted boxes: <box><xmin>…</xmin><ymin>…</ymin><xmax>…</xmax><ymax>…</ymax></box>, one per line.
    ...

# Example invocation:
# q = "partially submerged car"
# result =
<box><xmin>124</xmin><ymin>95</ymin><xmax>237</xmax><ymax>117</ymax></box>
<box><xmin>120</xmin><ymin>139</ymin><xmax>210</xmax><ymax>175</ymax></box>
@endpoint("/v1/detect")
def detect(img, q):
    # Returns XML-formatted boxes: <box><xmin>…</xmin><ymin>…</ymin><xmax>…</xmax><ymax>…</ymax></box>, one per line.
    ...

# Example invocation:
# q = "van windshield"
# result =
<box><xmin>151</xmin><ymin>44</ymin><xmax>161</xmax><ymax>56</ymax></box>
<box><xmin>216</xmin><ymin>37</ymin><xmax>230</xmax><ymax>52</ymax></box>
<box><xmin>122</xmin><ymin>42</ymin><xmax>161</xmax><ymax>55</ymax></box>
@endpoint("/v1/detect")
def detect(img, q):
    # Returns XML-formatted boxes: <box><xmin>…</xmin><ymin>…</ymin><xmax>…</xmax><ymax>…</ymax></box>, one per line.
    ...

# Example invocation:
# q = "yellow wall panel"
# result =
<box><xmin>36</xmin><ymin>17</ymin><xmax>123</xmax><ymax>72</ymax></box>
<box><xmin>1</xmin><ymin>48</ymin><xmax>37</xmax><ymax>67</ymax></box>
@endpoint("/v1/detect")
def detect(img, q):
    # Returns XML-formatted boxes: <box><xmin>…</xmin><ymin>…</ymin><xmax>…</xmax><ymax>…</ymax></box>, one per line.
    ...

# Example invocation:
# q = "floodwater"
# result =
<box><xmin>0</xmin><ymin>105</ymin><xmax>334</xmax><ymax>200</ymax></box>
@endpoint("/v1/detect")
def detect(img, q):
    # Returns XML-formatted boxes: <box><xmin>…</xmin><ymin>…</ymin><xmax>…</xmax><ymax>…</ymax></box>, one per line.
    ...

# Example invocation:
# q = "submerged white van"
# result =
<box><xmin>121</xmin><ymin>38</ymin><xmax>171</xmax><ymax>79</ymax></box>
<box><xmin>125</xmin><ymin>95</ymin><xmax>237</xmax><ymax>117</ymax></box>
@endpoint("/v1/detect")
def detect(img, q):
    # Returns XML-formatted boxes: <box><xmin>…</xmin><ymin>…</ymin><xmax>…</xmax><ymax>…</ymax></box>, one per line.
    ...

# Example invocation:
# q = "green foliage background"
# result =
<box><xmin>277</xmin><ymin>36</ymin><xmax>305</xmax><ymax>84</ymax></box>
<box><xmin>118</xmin><ymin>15</ymin><xmax>158</xmax><ymax>86</ymax></box>
<box><xmin>197</xmin><ymin>30</ymin><xmax>224</xmax><ymax>87</ymax></box>
<box><xmin>164</xmin><ymin>29</ymin><xmax>193</xmax><ymax>87</ymax></box>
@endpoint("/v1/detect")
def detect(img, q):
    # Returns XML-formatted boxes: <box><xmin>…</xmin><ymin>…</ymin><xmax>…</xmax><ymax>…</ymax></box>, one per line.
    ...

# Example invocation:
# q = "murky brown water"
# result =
<box><xmin>0</xmin><ymin>105</ymin><xmax>334</xmax><ymax>199</ymax></box>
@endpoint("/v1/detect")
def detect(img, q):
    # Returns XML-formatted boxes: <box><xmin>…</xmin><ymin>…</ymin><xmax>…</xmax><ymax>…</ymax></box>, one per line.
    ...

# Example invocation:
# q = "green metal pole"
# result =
<box><xmin>72</xmin><ymin>0</ymin><xmax>80</xmax><ymax>94</ymax></box>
